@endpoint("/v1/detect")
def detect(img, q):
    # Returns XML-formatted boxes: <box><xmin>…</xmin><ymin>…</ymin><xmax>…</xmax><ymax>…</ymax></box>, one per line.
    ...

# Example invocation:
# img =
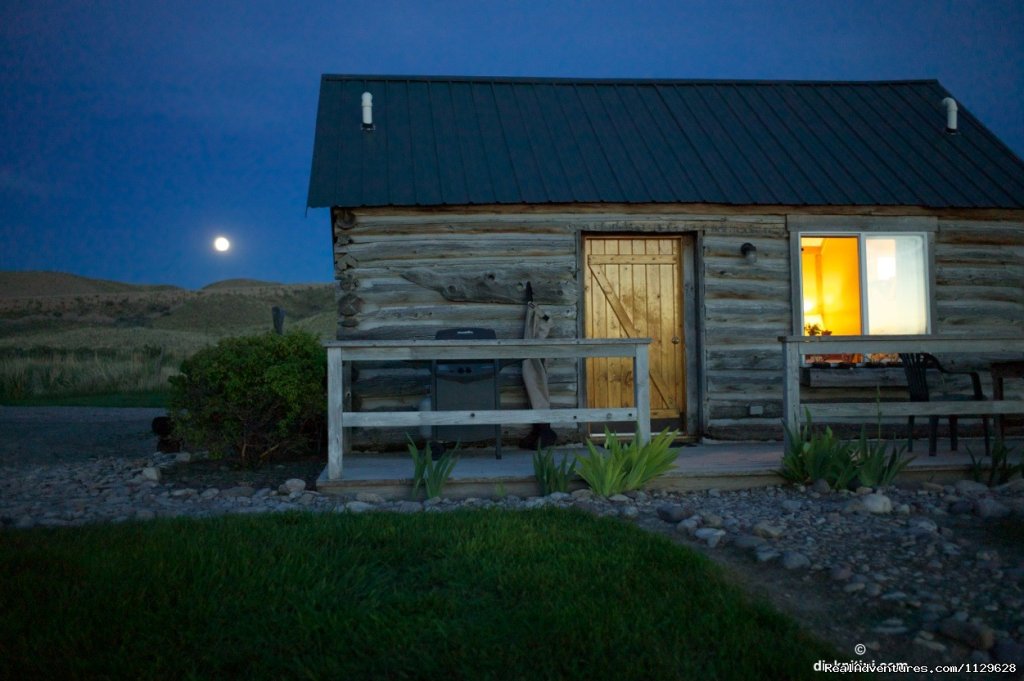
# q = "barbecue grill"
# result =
<box><xmin>431</xmin><ymin>328</ymin><xmax>503</xmax><ymax>458</ymax></box>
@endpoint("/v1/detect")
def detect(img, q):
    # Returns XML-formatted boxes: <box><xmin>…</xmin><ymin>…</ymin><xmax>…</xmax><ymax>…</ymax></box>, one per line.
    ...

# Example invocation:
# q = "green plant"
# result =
<box><xmin>577</xmin><ymin>428</ymin><xmax>678</xmax><ymax>497</ymax></box>
<box><xmin>968</xmin><ymin>439</ymin><xmax>1022</xmax><ymax>487</ymax></box>
<box><xmin>407</xmin><ymin>438</ymin><xmax>458</xmax><ymax>499</ymax></box>
<box><xmin>532</xmin><ymin>448</ymin><xmax>576</xmax><ymax>495</ymax></box>
<box><xmin>853</xmin><ymin>427</ymin><xmax>914</xmax><ymax>488</ymax></box>
<box><xmin>167</xmin><ymin>331</ymin><xmax>327</xmax><ymax>467</ymax></box>
<box><xmin>780</xmin><ymin>413</ymin><xmax>856</xmax><ymax>489</ymax></box>
<box><xmin>782</xmin><ymin>411</ymin><xmax>916</xmax><ymax>490</ymax></box>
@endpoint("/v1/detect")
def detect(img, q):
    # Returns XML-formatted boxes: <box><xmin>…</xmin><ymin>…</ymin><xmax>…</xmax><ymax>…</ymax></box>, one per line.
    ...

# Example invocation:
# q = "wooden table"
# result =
<box><xmin>991</xmin><ymin>360</ymin><xmax>1024</xmax><ymax>438</ymax></box>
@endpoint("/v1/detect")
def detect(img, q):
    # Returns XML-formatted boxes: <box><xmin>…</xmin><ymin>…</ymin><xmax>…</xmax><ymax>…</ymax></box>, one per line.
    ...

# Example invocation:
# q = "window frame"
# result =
<box><xmin>787</xmin><ymin>216</ymin><xmax>938</xmax><ymax>337</ymax></box>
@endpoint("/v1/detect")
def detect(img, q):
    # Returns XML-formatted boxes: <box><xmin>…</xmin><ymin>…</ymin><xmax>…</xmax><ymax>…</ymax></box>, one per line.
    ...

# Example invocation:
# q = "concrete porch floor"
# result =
<box><xmin>316</xmin><ymin>436</ymin><xmax>1021</xmax><ymax>500</ymax></box>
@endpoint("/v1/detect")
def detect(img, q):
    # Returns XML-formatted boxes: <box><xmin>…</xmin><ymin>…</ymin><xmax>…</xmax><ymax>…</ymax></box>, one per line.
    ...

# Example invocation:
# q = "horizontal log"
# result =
<box><xmin>341</xmin><ymin>407</ymin><xmax>639</xmax><ymax>427</ymax></box>
<box><xmin>935</xmin><ymin>285</ymin><xmax>1024</xmax><ymax>304</ymax></box>
<box><xmin>703</xmin><ymin>281</ymin><xmax>790</xmax><ymax>300</ymax></box>
<box><xmin>348</xmin><ymin>239</ymin><xmax>575</xmax><ymax>263</ymax></box>
<box><xmin>400</xmin><ymin>266</ymin><xmax>577</xmax><ymax>305</ymax></box>
<box><xmin>706</xmin><ymin>355</ymin><xmax>783</xmax><ymax>372</ymax></box>
<box><xmin>934</xmin><ymin>247</ymin><xmax>1024</xmax><ymax>264</ymax></box>
<box><xmin>703</xmin><ymin>299</ymin><xmax>790</xmax><ymax>315</ymax></box>
<box><xmin>349</xmin><ymin>319</ymin><xmax>578</xmax><ymax>340</ymax></box>
<box><xmin>703</xmin><ymin>256</ymin><xmax>789</xmax><ymax>274</ymax></box>
<box><xmin>352</xmin><ymin>224</ymin><xmax>577</xmax><ymax>237</ymax></box>
<box><xmin>937</xmin><ymin>319</ymin><xmax>1024</xmax><ymax>333</ymax></box>
<box><xmin>709</xmin><ymin>403</ymin><xmax>785</xmax><ymax>420</ymax></box>
<box><xmin>937</xmin><ymin>224</ymin><xmax>1024</xmax><ymax>245</ymax></box>
<box><xmin>356</xmin><ymin>302</ymin><xmax>575</xmax><ymax>324</ymax></box>
<box><xmin>935</xmin><ymin>300</ymin><xmax>1024</xmax><ymax>316</ymax></box>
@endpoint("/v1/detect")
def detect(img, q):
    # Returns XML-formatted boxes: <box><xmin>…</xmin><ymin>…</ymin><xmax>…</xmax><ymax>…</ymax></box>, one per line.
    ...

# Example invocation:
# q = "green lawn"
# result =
<box><xmin>0</xmin><ymin>509</ymin><xmax>840</xmax><ymax>680</ymax></box>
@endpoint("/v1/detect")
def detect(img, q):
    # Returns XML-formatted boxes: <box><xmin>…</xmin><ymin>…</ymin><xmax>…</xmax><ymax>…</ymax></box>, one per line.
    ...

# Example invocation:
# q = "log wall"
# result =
<box><xmin>331</xmin><ymin>207</ymin><xmax>1024</xmax><ymax>447</ymax></box>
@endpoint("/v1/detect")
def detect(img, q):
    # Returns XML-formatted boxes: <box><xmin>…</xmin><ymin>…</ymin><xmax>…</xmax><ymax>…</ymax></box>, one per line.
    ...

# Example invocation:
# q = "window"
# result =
<box><xmin>800</xmin><ymin>233</ymin><xmax>929</xmax><ymax>335</ymax></box>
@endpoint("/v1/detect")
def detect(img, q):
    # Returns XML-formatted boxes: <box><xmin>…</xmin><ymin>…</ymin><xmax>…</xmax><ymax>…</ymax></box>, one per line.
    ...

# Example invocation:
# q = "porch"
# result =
<box><xmin>315</xmin><ymin>437</ymin><xmax>1011</xmax><ymax>500</ymax></box>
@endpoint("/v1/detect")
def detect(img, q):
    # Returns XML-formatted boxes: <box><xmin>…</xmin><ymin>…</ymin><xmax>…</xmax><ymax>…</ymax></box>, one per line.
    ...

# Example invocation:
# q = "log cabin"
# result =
<box><xmin>306</xmin><ymin>75</ymin><xmax>1024</xmax><ymax>447</ymax></box>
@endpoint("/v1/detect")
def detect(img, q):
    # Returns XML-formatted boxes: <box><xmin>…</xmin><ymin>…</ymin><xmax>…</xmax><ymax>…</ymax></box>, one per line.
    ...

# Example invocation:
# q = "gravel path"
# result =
<box><xmin>0</xmin><ymin>406</ymin><xmax>165</xmax><ymax>467</ymax></box>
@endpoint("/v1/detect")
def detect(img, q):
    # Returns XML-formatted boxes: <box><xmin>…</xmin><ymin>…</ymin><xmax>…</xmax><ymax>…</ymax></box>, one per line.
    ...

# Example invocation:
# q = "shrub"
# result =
<box><xmin>532</xmin><ymin>448</ymin><xmax>576</xmax><ymax>495</ymax></box>
<box><xmin>168</xmin><ymin>331</ymin><xmax>326</xmax><ymax>467</ymax></box>
<box><xmin>577</xmin><ymin>428</ymin><xmax>678</xmax><ymax>497</ymax></box>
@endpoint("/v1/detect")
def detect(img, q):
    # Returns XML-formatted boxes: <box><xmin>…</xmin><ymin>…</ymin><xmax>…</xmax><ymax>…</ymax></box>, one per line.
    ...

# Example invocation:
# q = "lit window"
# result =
<box><xmin>800</xmin><ymin>234</ymin><xmax>929</xmax><ymax>336</ymax></box>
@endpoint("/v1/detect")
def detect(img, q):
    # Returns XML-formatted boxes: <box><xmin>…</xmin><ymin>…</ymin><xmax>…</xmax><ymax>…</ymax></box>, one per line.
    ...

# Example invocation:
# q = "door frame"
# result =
<box><xmin>577</xmin><ymin>230</ymin><xmax>699</xmax><ymax>437</ymax></box>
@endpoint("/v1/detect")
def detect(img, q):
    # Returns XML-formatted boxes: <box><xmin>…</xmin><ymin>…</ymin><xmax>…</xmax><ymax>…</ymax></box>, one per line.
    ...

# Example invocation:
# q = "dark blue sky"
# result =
<box><xmin>2</xmin><ymin>0</ymin><xmax>1022</xmax><ymax>289</ymax></box>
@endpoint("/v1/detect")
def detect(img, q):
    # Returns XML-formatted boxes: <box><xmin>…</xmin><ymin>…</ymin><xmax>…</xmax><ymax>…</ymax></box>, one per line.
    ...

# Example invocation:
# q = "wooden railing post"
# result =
<box><xmin>634</xmin><ymin>342</ymin><xmax>652</xmax><ymax>444</ymax></box>
<box><xmin>781</xmin><ymin>337</ymin><xmax>802</xmax><ymax>449</ymax></box>
<box><xmin>327</xmin><ymin>346</ymin><xmax>345</xmax><ymax>480</ymax></box>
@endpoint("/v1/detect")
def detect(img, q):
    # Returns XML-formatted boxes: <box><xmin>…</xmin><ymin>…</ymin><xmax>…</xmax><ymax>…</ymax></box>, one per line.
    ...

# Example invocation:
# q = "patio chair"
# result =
<box><xmin>899</xmin><ymin>353</ymin><xmax>991</xmax><ymax>456</ymax></box>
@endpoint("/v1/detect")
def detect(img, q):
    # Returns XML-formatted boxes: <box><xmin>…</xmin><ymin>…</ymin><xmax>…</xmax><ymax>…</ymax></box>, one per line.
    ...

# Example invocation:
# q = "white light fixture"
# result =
<box><xmin>361</xmin><ymin>92</ymin><xmax>374</xmax><ymax>131</ymax></box>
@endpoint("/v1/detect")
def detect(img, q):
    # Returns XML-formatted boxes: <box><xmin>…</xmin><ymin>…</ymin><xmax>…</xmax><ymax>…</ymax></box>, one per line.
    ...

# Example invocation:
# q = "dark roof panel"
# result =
<box><xmin>307</xmin><ymin>75</ymin><xmax>1024</xmax><ymax>209</ymax></box>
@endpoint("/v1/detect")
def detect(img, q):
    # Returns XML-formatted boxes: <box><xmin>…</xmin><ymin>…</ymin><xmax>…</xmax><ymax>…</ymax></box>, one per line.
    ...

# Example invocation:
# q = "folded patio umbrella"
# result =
<box><xmin>520</xmin><ymin>282</ymin><xmax>558</xmax><ymax>449</ymax></box>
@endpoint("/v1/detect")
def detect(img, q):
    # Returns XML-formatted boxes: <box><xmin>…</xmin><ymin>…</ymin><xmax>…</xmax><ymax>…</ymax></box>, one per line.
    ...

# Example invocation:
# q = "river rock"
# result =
<box><xmin>279</xmin><ymin>478</ymin><xmax>306</xmax><ymax>494</ymax></box>
<box><xmin>733</xmin><ymin>534</ymin><xmax>766</xmax><ymax>550</ymax></box>
<box><xmin>695</xmin><ymin>527</ymin><xmax>726</xmax><ymax>548</ymax></box>
<box><xmin>975</xmin><ymin>498</ymin><xmax>1010</xmax><ymax>519</ymax></box>
<box><xmin>657</xmin><ymin>504</ymin><xmax>690</xmax><ymax>523</ymax></box>
<box><xmin>782</xmin><ymin>551</ymin><xmax>810</xmax><ymax>570</ymax></box>
<box><xmin>862</xmin><ymin>494</ymin><xmax>892</xmax><ymax>514</ymax></box>
<box><xmin>344</xmin><ymin>501</ymin><xmax>374</xmax><ymax>514</ymax></box>
<box><xmin>753</xmin><ymin>521</ymin><xmax>784</xmax><ymax>539</ymax></box>
<box><xmin>939</xmin><ymin>618</ymin><xmax>996</xmax><ymax>650</ymax></box>
<box><xmin>955</xmin><ymin>480</ymin><xmax>990</xmax><ymax>496</ymax></box>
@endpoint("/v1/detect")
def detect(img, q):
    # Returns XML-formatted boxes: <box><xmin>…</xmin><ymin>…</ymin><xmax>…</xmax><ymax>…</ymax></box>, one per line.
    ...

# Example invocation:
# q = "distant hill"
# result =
<box><xmin>0</xmin><ymin>271</ymin><xmax>336</xmax><ymax>404</ymax></box>
<box><xmin>201</xmin><ymin>278</ymin><xmax>283</xmax><ymax>290</ymax></box>
<box><xmin>0</xmin><ymin>271</ymin><xmax>182</xmax><ymax>298</ymax></box>
<box><xmin>0</xmin><ymin>271</ymin><xmax>335</xmax><ymax>342</ymax></box>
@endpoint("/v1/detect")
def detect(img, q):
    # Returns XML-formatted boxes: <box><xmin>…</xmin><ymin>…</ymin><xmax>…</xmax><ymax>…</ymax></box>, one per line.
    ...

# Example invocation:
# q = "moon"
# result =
<box><xmin>213</xmin><ymin>236</ymin><xmax>231</xmax><ymax>252</ymax></box>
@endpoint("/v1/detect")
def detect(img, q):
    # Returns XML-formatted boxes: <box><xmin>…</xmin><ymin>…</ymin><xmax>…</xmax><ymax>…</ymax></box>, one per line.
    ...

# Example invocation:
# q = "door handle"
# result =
<box><xmin>671</xmin><ymin>336</ymin><xmax>681</xmax><ymax>345</ymax></box>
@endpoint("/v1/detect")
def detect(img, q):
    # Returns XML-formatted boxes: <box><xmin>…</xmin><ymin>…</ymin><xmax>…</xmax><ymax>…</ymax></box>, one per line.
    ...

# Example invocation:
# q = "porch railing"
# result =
<box><xmin>325</xmin><ymin>338</ymin><xmax>652</xmax><ymax>480</ymax></box>
<box><xmin>780</xmin><ymin>335</ymin><xmax>1024</xmax><ymax>440</ymax></box>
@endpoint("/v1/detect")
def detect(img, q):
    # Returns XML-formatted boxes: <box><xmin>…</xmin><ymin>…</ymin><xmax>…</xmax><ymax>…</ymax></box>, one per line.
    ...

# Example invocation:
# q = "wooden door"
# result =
<box><xmin>584</xmin><ymin>236</ymin><xmax>686</xmax><ymax>428</ymax></box>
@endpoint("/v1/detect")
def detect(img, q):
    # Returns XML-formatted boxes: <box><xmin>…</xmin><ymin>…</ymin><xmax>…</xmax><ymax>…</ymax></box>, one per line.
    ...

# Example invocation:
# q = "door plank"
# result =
<box><xmin>587</xmin><ymin>262</ymin><xmax>679</xmax><ymax>410</ymax></box>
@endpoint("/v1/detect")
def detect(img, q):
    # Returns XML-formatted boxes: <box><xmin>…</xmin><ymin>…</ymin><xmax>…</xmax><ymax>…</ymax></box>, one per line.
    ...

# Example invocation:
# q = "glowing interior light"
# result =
<box><xmin>877</xmin><ymin>256</ymin><xmax>896</xmax><ymax>281</ymax></box>
<box><xmin>803</xmin><ymin>299</ymin><xmax>816</xmax><ymax>313</ymax></box>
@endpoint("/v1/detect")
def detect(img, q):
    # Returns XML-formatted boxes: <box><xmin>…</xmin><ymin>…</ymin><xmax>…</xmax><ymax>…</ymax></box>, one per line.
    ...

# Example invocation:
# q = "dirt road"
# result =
<box><xmin>0</xmin><ymin>406</ymin><xmax>165</xmax><ymax>467</ymax></box>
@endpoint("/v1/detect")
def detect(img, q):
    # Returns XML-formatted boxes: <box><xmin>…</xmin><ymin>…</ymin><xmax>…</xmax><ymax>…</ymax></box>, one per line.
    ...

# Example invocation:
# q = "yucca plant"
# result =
<box><xmin>968</xmin><ymin>438</ymin><xmax>1022</xmax><ymax>487</ymax></box>
<box><xmin>532</xmin><ymin>448</ymin><xmax>576</xmax><ymax>495</ymax></box>
<box><xmin>853</xmin><ymin>426</ymin><xmax>914</xmax><ymax>488</ymax></box>
<box><xmin>779</xmin><ymin>412</ymin><xmax>856</xmax><ymax>489</ymax></box>
<box><xmin>577</xmin><ymin>428</ymin><xmax>679</xmax><ymax>497</ymax></box>
<box><xmin>407</xmin><ymin>437</ymin><xmax>459</xmax><ymax>499</ymax></box>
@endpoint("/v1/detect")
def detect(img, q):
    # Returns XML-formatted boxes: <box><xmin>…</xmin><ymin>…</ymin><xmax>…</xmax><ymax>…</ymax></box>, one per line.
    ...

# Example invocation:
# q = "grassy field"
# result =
<box><xmin>0</xmin><ymin>271</ymin><xmax>335</xmax><ymax>406</ymax></box>
<box><xmin>0</xmin><ymin>509</ymin><xmax>839</xmax><ymax>680</ymax></box>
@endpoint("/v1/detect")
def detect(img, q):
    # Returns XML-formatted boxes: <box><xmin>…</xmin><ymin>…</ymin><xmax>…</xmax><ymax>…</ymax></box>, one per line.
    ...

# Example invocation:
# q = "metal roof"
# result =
<box><xmin>307</xmin><ymin>75</ymin><xmax>1024</xmax><ymax>209</ymax></box>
